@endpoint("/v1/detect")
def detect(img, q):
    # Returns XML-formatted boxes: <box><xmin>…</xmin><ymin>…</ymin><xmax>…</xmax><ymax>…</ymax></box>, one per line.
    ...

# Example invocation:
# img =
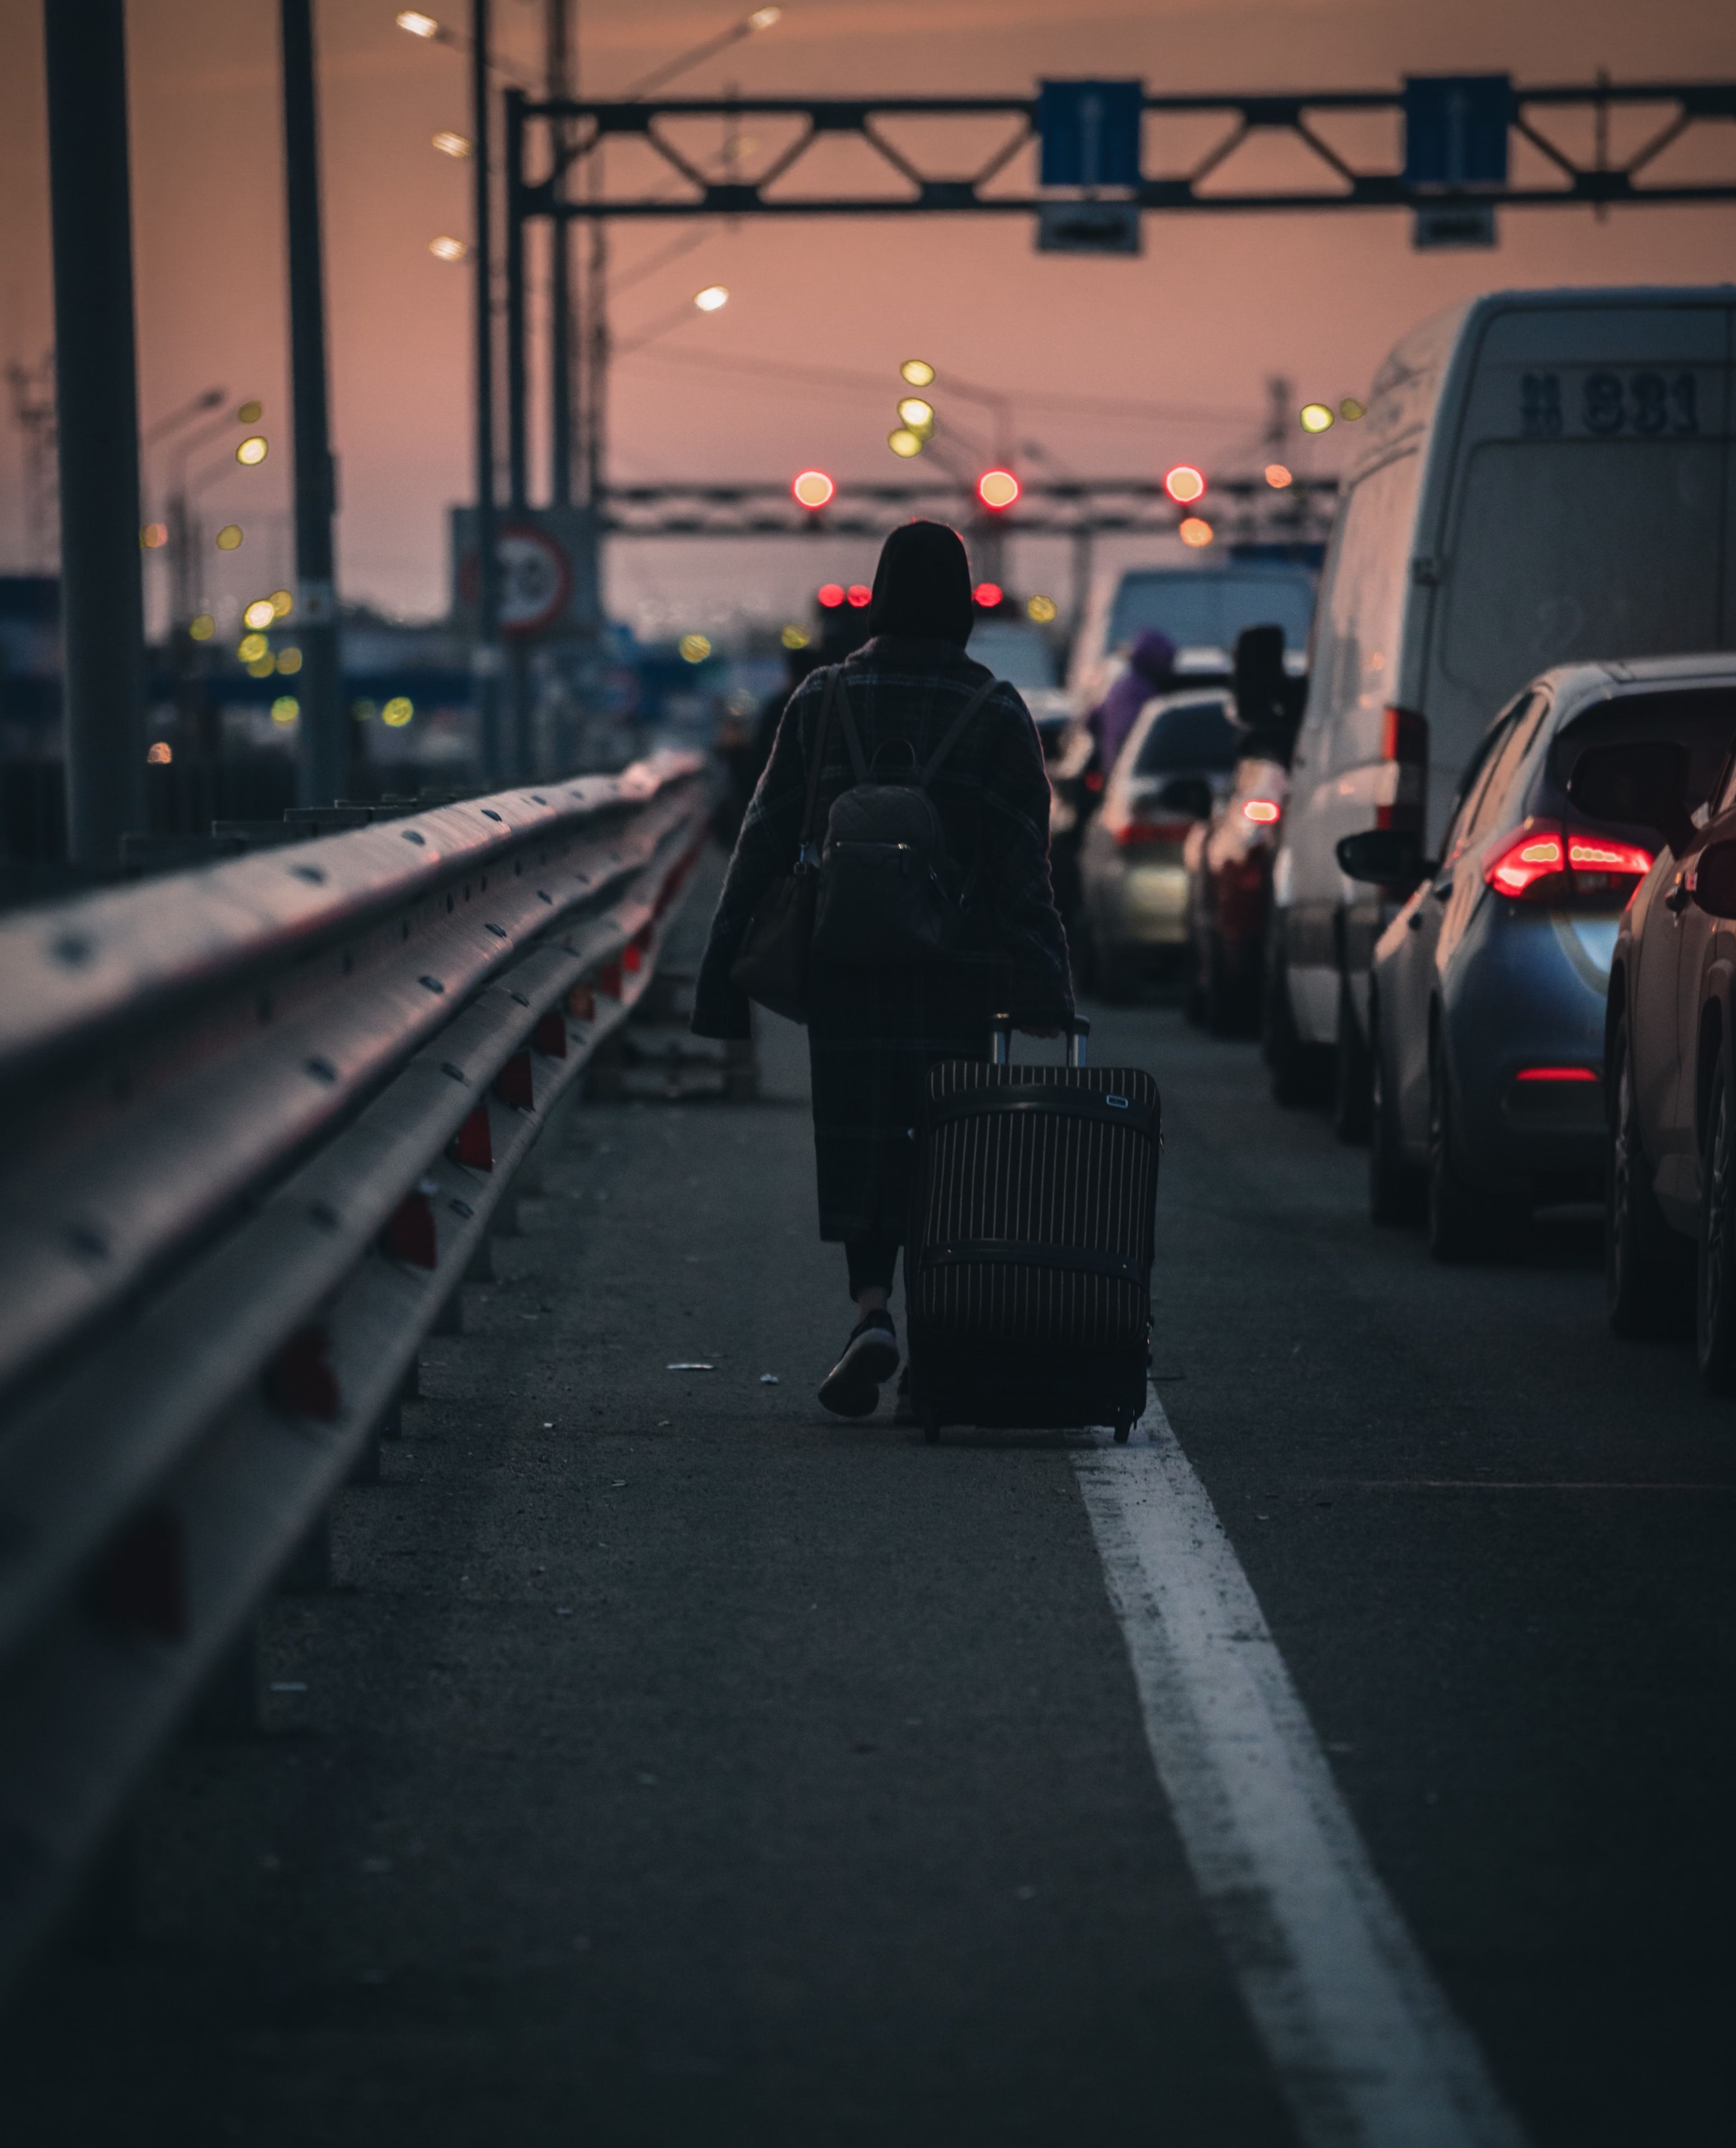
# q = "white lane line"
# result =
<box><xmin>1073</xmin><ymin>1387</ymin><xmax>1529</xmax><ymax>2148</ymax></box>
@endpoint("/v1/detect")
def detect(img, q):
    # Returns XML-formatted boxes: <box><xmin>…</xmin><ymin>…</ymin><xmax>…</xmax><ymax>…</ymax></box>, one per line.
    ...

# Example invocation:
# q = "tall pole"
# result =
<box><xmin>547</xmin><ymin>0</ymin><xmax>573</xmax><ymax>507</ymax></box>
<box><xmin>471</xmin><ymin>0</ymin><xmax>503</xmax><ymax>787</ymax></box>
<box><xmin>504</xmin><ymin>86</ymin><xmax>532</xmax><ymax>780</ymax></box>
<box><xmin>42</xmin><ymin>0</ymin><xmax>146</xmax><ymax>868</ymax></box>
<box><xmin>279</xmin><ymin>0</ymin><xmax>344</xmax><ymax>807</ymax></box>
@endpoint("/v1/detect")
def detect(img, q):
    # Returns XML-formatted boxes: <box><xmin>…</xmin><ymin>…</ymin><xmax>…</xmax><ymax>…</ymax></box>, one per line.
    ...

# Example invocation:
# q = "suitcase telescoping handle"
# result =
<box><xmin>988</xmin><ymin>1013</ymin><xmax>1090</xmax><ymax>1068</ymax></box>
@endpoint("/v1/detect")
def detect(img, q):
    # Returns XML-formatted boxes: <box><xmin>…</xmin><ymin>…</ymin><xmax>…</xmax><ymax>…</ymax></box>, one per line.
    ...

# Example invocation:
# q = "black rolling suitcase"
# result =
<box><xmin>905</xmin><ymin>1016</ymin><xmax>1160</xmax><ymax>1445</ymax></box>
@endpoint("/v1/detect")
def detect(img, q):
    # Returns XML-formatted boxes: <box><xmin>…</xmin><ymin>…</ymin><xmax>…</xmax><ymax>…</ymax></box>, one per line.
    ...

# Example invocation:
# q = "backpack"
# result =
<box><xmin>810</xmin><ymin>670</ymin><xmax>1003</xmax><ymax>970</ymax></box>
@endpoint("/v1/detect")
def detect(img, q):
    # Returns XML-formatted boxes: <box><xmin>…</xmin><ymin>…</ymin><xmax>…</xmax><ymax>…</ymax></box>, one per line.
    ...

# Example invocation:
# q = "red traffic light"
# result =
<box><xmin>792</xmin><ymin>468</ymin><xmax>835</xmax><ymax>510</ymax></box>
<box><xmin>1164</xmin><ymin>463</ymin><xmax>1206</xmax><ymax>505</ymax></box>
<box><xmin>846</xmin><ymin>583</ymin><xmax>872</xmax><ymax>608</ymax></box>
<box><xmin>817</xmin><ymin>583</ymin><xmax>844</xmax><ymax>608</ymax></box>
<box><xmin>977</xmin><ymin>468</ymin><xmax>1020</xmax><ymax>511</ymax></box>
<box><xmin>972</xmin><ymin>581</ymin><xmax>1004</xmax><ymax>609</ymax></box>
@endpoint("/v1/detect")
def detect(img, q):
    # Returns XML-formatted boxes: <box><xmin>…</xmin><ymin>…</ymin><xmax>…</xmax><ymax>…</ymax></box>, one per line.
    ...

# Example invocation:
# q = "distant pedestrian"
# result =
<box><xmin>692</xmin><ymin>521</ymin><xmax>1073</xmax><ymax>1419</ymax></box>
<box><xmin>1089</xmin><ymin>628</ymin><xmax>1177</xmax><ymax>784</ymax></box>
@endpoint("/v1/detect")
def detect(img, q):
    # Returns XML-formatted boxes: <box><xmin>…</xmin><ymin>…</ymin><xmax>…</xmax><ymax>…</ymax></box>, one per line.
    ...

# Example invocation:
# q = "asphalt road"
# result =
<box><xmin>5</xmin><ymin>887</ymin><xmax>1732</xmax><ymax>2146</ymax></box>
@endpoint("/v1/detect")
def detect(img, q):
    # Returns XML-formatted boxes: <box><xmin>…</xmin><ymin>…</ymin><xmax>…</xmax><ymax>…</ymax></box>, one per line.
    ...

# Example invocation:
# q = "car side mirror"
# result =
<box><xmin>1692</xmin><ymin>840</ymin><xmax>1736</xmax><ymax>919</ymax></box>
<box><xmin>1157</xmin><ymin>776</ymin><xmax>1213</xmax><ymax>820</ymax></box>
<box><xmin>1567</xmin><ymin>740</ymin><xmax>1692</xmax><ymax>852</ymax></box>
<box><xmin>1335</xmin><ymin>827</ymin><xmax>1426</xmax><ymax>888</ymax></box>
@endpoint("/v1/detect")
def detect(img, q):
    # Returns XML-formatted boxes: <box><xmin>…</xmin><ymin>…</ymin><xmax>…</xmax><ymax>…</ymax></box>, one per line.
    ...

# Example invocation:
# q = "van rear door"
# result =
<box><xmin>1426</xmin><ymin>301</ymin><xmax>1735</xmax><ymax>807</ymax></box>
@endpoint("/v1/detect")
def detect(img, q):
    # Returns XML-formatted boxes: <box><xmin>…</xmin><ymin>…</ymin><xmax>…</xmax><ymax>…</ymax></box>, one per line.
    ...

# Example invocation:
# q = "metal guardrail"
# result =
<box><xmin>0</xmin><ymin>751</ymin><xmax>710</xmax><ymax>1987</ymax></box>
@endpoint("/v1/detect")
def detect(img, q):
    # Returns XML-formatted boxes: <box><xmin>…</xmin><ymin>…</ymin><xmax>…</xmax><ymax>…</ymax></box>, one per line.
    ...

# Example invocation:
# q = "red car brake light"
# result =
<box><xmin>1241</xmin><ymin>798</ymin><xmax>1282</xmax><ymax>824</ymax></box>
<box><xmin>1377</xmin><ymin>705</ymin><xmax>1427</xmax><ymax>832</ymax></box>
<box><xmin>1482</xmin><ymin>823</ymin><xmax>1653</xmax><ymax>903</ymax></box>
<box><xmin>1514</xmin><ymin>1065</ymin><xmax>1599</xmax><ymax>1082</ymax></box>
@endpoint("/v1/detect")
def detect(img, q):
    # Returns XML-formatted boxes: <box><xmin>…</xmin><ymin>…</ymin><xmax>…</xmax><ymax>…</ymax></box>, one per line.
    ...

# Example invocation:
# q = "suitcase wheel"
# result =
<box><xmin>1113</xmin><ymin>1416</ymin><xmax>1133</xmax><ymax>1445</ymax></box>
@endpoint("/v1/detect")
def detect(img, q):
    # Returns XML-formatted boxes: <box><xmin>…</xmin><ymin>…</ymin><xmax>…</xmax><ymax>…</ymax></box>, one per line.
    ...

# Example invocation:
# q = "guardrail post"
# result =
<box><xmin>193</xmin><ymin>1621</ymin><xmax>260</xmax><ymax>1737</ymax></box>
<box><xmin>280</xmin><ymin>1506</ymin><xmax>334</xmax><ymax>1592</ymax></box>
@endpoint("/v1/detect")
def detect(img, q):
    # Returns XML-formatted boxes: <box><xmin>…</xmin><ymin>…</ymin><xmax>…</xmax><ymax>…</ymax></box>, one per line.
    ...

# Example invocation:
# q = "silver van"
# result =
<box><xmin>1269</xmin><ymin>285</ymin><xmax>1736</xmax><ymax>1124</ymax></box>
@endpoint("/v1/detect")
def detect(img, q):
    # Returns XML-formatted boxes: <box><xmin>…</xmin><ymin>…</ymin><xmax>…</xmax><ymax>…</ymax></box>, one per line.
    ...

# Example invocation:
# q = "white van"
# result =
<box><xmin>1270</xmin><ymin>285</ymin><xmax>1736</xmax><ymax>1120</ymax></box>
<box><xmin>1068</xmin><ymin>561</ymin><xmax>1317</xmax><ymax>718</ymax></box>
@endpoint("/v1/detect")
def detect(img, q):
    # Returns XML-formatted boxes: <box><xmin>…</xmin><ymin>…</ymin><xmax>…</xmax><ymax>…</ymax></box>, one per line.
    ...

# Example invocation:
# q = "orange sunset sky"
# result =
<box><xmin>3</xmin><ymin>0</ymin><xmax>1734</xmax><ymax>636</ymax></box>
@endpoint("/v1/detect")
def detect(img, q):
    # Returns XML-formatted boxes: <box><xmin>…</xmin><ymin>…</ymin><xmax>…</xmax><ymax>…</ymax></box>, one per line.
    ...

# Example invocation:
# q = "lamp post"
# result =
<box><xmin>279</xmin><ymin>0</ymin><xmax>344</xmax><ymax>807</ymax></box>
<box><xmin>42</xmin><ymin>0</ymin><xmax>146</xmax><ymax>868</ymax></box>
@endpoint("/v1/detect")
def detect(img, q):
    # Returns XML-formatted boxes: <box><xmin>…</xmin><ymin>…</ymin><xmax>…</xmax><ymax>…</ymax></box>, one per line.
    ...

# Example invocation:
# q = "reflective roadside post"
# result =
<box><xmin>42</xmin><ymin>0</ymin><xmax>146</xmax><ymax>867</ymax></box>
<box><xmin>279</xmin><ymin>0</ymin><xmax>344</xmax><ymax>806</ymax></box>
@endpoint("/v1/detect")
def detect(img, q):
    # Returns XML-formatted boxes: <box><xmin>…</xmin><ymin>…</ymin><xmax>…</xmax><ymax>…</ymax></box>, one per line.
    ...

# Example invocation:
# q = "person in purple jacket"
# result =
<box><xmin>1089</xmin><ymin>628</ymin><xmax>1178</xmax><ymax>782</ymax></box>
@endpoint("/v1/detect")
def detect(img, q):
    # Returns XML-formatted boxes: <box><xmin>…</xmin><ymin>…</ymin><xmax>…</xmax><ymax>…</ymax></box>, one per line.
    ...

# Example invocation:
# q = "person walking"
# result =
<box><xmin>691</xmin><ymin>521</ymin><xmax>1074</xmax><ymax>1418</ymax></box>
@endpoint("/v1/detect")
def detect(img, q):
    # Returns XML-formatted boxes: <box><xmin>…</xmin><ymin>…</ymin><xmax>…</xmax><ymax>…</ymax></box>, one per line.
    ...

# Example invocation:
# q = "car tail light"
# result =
<box><xmin>1482</xmin><ymin>822</ymin><xmax>1653</xmax><ymax>903</ymax></box>
<box><xmin>1376</xmin><ymin>705</ymin><xmax>1427</xmax><ymax>833</ymax></box>
<box><xmin>1514</xmin><ymin>1065</ymin><xmax>1599</xmax><ymax>1082</ymax></box>
<box><xmin>1114</xmin><ymin>815</ymin><xmax>1194</xmax><ymax>849</ymax></box>
<box><xmin>1241</xmin><ymin>798</ymin><xmax>1281</xmax><ymax>824</ymax></box>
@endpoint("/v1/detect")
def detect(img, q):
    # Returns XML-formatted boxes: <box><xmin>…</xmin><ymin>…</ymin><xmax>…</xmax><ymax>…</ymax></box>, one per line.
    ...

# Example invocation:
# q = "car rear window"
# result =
<box><xmin>1134</xmin><ymin>700</ymin><xmax>1241</xmax><ymax>775</ymax></box>
<box><xmin>1109</xmin><ymin>571</ymin><xmax>1316</xmax><ymax>654</ymax></box>
<box><xmin>1548</xmin><ymin>686</ymin><xmax>1736</xmax><ymax>811</ymax></box>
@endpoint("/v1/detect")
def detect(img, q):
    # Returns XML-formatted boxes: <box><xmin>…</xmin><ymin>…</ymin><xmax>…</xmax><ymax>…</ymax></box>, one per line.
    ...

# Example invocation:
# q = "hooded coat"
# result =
<box><xmin>1090</xmin><ymin>629</ymin><xmax>1177</xmax><ymax>776</ymax></box>
<box><xmin>693</xmin><ymin>525</ymin><xmax>1074</xmax><ymax>1242</ymax></box>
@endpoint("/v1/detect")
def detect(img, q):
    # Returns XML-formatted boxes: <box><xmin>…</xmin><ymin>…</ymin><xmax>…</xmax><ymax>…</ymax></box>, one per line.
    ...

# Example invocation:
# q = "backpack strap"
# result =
<box><xmin>795</xmin><ymin>666</ymin><xmax>840</xmax><ymax>867</ymax></box>
<box><xmin>832</xmin><ymin>671</ymin><xmax>869</xmax><ymax>784</ymax></box>
<box><xmin>920</xmin><ymin>675</ymin><xmax>1004</xmax><ymax>788</ymax></box>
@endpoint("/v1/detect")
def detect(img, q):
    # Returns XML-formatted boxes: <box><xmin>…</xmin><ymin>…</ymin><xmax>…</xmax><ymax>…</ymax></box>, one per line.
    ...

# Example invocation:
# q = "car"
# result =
<box><xmin>1269</xmin><ymin>283</ymin><xmax>1736</xmax><ymax>1129</ymax></box>
<box><xmin>1076</xmin><ymin>689</ymin><xmax>1241</xmax><ymax>998</ymax></box>
<box><xmin>1185</xmin><ymin>747</ymin><xmax>1291</xmax><ymax>1034</ymax></box>
<box><xmin>1345</xmin><ymin>656</ymin><xmax>1736</xmax><ymax>1265</ymax></box>
<box><xmin>1066</xmin><ymin>560</ymin><xmax>1316</xmax><ymax>724</ymax></box>
<box><xmin>1185</xmin><ymin>625</ymin><xmax>1307</xmax><ymax>1034</ymax></box>
<box><xmin>1595</xmin><ymin>660</ymin><xmax>1736</xmax><ymax>1384</ymax></box>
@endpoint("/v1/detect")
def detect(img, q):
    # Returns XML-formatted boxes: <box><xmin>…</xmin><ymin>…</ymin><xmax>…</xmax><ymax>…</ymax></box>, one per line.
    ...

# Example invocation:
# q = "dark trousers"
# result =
<box><xmin>845</xmin><ymin>1230</ymin><xmax>900</xmax><ymax>1300</ymax></box>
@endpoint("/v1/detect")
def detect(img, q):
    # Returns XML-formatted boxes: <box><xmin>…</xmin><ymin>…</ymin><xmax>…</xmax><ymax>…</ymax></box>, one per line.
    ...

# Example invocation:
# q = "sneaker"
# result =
<box><xmin>818</xmin><ymin>1311</ymin><xmax>899</xmax><ymax>1418</ymax></box>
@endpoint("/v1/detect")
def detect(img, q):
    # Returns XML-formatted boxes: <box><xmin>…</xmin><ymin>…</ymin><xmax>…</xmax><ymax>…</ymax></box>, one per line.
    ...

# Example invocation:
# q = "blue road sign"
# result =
<box><xmin>1038</xmin><ymin>80</ymin><xmax>1143</xmax><ymax>189</ymax></box>
<box><xmin>1403</xmin><ymin>75</ymin><xmax>1511</xmax><ymax>187</ymax></box>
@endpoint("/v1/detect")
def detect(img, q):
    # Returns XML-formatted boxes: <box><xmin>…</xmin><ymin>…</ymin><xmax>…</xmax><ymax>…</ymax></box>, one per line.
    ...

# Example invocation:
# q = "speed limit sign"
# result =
<box><xmin>495</xmin><ymin>523</ymin><xmax>573</xmax><ymax>637</ymax></box>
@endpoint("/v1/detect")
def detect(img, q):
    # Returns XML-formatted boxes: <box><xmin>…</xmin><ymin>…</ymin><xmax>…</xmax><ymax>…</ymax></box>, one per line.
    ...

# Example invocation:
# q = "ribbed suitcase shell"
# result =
<box><xmin>906</xmin><ymin>1059</ymin><xmax>1160</xmax><ymax>1432</ymax></box>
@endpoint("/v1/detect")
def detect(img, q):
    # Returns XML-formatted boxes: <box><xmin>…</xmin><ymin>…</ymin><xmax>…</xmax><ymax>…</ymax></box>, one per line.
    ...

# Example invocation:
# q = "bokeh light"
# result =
<box><xmin>1299</xmin><ymin>402</ymin><xmax>1335</xmax><ymax>434</ymax></box>
<box><xmin>247</xmin><ymin>655</ymin><xmax>276</xmax><ymax>679</ymax></box>
<box><xmin>429</xmin><ymin>235</ymin><xmax>468</xmax><ymax>263</ymax></box>
<box><xmin>887</xmin><ymin>429</ymin><xmax>924</xmax><ymax>458</ymax></box>
<box><xmin>817</xmin><ymin>583</ymin><xmax>844</xmax><ymax>608</ymax></box>
<box><xmin>678</xmin><ymin>633</ymin><xmax>712</xmax><ymax>662</ymax></box>
<box><xmin>215</xmin><ymin>525</ymin><xmax>243</xmax><ymax>550</ymax></box>
<box><xmin>846</xmin><ymin>584</ymin><xmax>872</xmax><ymax>608</ymax></box>
<box><xmin>1179</xmin><ymin>516</ymin><xmax>1215</xmax><ymax>548</ymax></box>
<box><xmin>977</xmin><ymin>469</ymin><xmax>1020</xmax><ymax>510</ymax></box>
<box><xmin>792</xmin><ymin>469</ymin><xmax>835</xmax><ymax>509</ymax></box>
<box><xmin>140</xmin><ymin>522</ymin><xmax>168</xmax><ymax>549</ymax></box>
<box><xmin>243</xmin><ymin>598</ymin><xmax>276</xmax><ymax>630</ymax></box>
<box><xmin>1264</xmin><ymin>463</ymin><xmax>1294</xmax><ymax>489</ymax></box>
<box><xmin>238</xmin><ymin>632</ymin><xmax>269</xmax><ymax>662</ymax></box>
<box><xmin>276</xmin><ymin>646</ymin><xmax>303</xmax><ymax>675</ymax></box>
<box><xmin>896</xmin><ymin>397</ymin><xmax>934</xmax><ymax>432</ymax></box>
<box><xmin>1163</xmin><ymin>464</ymin><xmax>1206</xmax><ymax>505</ymax></box>
<box><xmin>780</xmin><ymin>623</ymin><xmax>811</xmax><ymax>649</ymax></box>
<box><xmin>236</xmin><ymin>400</ymin><xmax>263</xmax><ymax>424</ymax></box>
<box><xmin>271</xmin><ymin>695</ymin><xmax>300</xmax><ymax>725</ymax></box>
<box><xmin>973</xmin><ymin>581</ymin><xmax>1004</xmax><ymax>608</ymax></box>
<box><xmin>236</xmin><ymin>435</ymin><xmax>269</xmax><ymax>466</ymax></box>
<box><xmin>269</xmin><ymin>588</ymin><xmax>294</xmax><ymax>617</ymax></box>
<box><xmin>383</xmin><ymin>696</ymin><xmax>415</xmax><ymax>726</ymax></box>
<box><xmin>900</xmin><ymin>359</ymin><xmax>935</xmax><ymax>387</ymax></box>
<box><xmin>189</xmin><ymin>614</ymin><xmax>216</xmax><ymax>641</ymax></box>
<box><xmin>693</xmin><ymin>285</ymin><xmax>729</xmax><ymax>312</ymax></box>
<box><xmin>146</xmin><ymin>741</ymin><xmax>172</xmax><ymax>764</ymax></box>
<box><xmin>396</xmin><ymin>10</ymin><xmax>440</xmax><ymax>36</ymax></box>
<box><xmin>1026</xmin><ymin>594</ymin><xmax>1057</xmax><ymax>624</ymax></box>
<box><xmin>431</xmin><ymin>130</ymin><xmax>472</xmax><ymax>158</ymax></box>
<box><xmin>1339</xmin><ymin>397</ymin><xmax>1367</xmax><ymax>421</ymax></box>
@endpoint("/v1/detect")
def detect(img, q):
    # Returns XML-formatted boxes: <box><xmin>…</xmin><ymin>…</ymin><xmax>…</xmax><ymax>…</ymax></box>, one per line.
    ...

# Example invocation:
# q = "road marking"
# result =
<box><xmin>1073</xmin><ymin>1387</ymin><xmax>1530</xmax><ymax>2148</ymax></box>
